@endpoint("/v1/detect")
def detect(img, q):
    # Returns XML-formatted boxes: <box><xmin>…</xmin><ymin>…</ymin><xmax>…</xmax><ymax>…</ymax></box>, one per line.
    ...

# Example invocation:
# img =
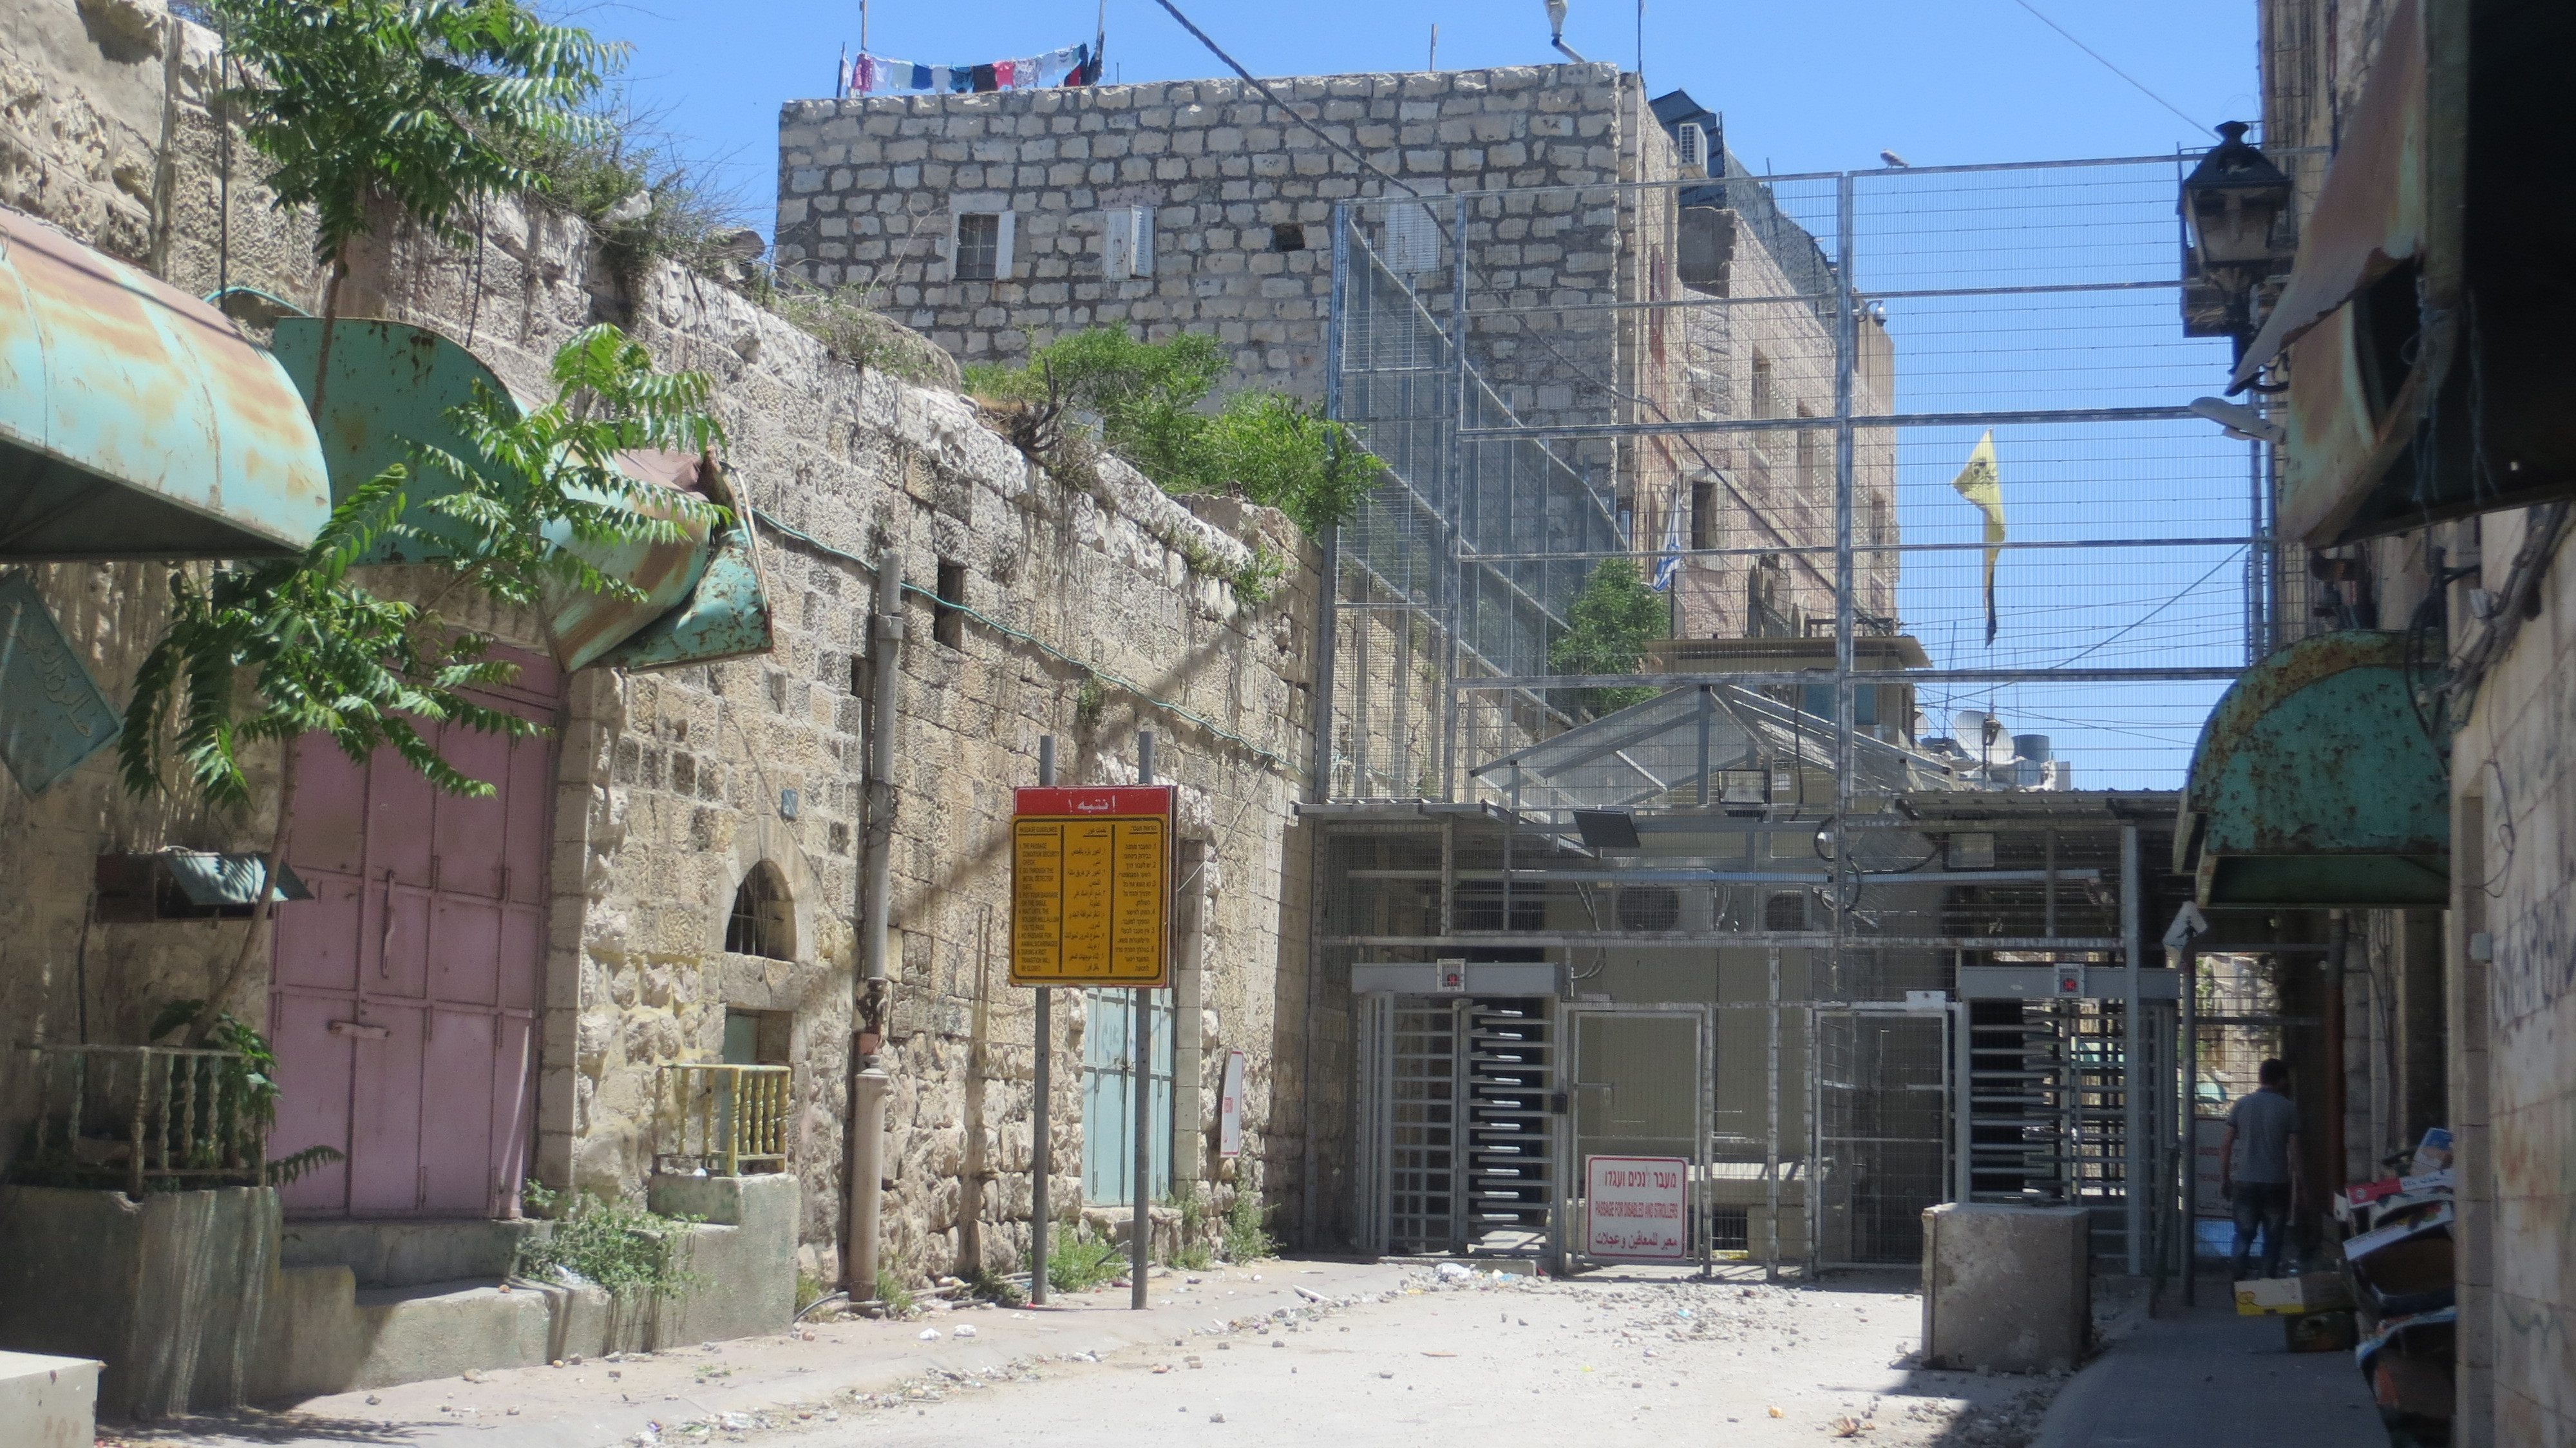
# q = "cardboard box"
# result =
<box><xmin>2235</xmin><ymin>1271</ymin><xmax>2354</xmax><ymax>1316</ymax></box>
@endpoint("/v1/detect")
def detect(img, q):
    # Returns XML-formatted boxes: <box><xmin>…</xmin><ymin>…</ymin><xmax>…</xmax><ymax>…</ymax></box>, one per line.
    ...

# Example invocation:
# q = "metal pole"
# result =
<box><xmin>1132</xmin><ymin>730</ymin><xmax>1157</xmax><ymax>1310</ymax></box>
<box><xmin>1952</xmin><ymin>998</ymin><xmax>1974</xmax><ymax>1204</ymax></box>
<box><xmin>1695</xmin><ymin>687</ymin><xmax>1712</xmax><ymax>806</ymax></box>
<box><xmin>1441</xmin><ymin>193</ymin><xmax>1470</xmax><ymax>802</ymax></box>
<box><xmin>1828</xmin><ymin>170</ymin><xmax>1857</xmax><ymax>1034</ymax></box>
<box><xmin>1305</xmin><ymin>200</ymin><xmax>1350</xmax><ymax>1249</ymax></box>
<box><xmin>1765</xmin><ymin>945</ymin><xmax>1781</xmax><ymax>1281</ymax></box>
<box><xmin>1030</xmin><ymin>736</ymin><xmax>1057</xmax><ymax>1306</ymax></box>
<box><xmin>844</xmin><ymin>551</ymin><xmax>904</xmax><ymax>1300</ymax></box>
<box><xmin>2180</xmin><ymin>944</ymin><xmax>2198</xmax><ymax>1306</ymax></box>
<box><xmin>2121</xmin><ymin>823</ymin><xmax>2143</xmax><ymax>1275</ymax></box>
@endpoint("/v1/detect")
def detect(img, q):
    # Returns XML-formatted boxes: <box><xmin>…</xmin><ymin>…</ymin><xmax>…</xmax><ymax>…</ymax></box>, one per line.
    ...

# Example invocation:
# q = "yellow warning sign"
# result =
<box><xmin>1010</xmin><ymin>786</ymin><xmax>1171</xmax><ymax>987</ymax></box>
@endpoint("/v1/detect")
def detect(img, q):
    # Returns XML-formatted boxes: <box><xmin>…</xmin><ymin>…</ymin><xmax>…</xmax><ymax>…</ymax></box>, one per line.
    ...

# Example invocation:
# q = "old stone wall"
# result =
<box><xmin>2446</xmin><ymin>504</ymin><xmax>2576</xmax><ymax>1447</ymax></box>
<box><xmin>0</xmin><ymin>0</ymin><xmax>1320</xmax><ymax>1288</ymax></box>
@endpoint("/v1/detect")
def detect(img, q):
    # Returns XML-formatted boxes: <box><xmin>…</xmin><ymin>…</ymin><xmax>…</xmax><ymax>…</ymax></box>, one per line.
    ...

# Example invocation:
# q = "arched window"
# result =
<box><xmin>726</xmin><ymin>862</ymin><xmax>794</xmax><ymax>960</ymax></box>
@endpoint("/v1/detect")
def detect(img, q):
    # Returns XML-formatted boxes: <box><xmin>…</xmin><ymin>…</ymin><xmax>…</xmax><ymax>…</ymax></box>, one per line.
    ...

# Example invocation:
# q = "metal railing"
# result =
<box><xmin>654</xmin><ymin>1063</ymin><xmax>790</xmax><ymax>1176</ymax></box>
<box><xmin>17</xmin><ymin>1043</ymin><xmax>268</xmax><ymax>1195</ymax></box>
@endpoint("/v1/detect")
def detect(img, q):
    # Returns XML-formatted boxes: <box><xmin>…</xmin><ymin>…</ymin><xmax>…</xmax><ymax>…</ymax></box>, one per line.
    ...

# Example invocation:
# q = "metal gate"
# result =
<box><xmin>1814</xmin><ymin>1005</ymin><xmax>1953</xmax><ymax>1266</ymax></box>
<box><xmin>1563</xmin><ymin>1005</ymin><xmax>1710</xmax><ymax>1272</ymax></box>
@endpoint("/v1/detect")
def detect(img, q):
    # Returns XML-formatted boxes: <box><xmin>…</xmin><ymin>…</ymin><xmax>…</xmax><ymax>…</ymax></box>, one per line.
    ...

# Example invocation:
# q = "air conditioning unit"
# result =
<box><xmin>1674</xmin><ymin>122</ymin><xmax>1708</xmax><ymax>176</ymax></box>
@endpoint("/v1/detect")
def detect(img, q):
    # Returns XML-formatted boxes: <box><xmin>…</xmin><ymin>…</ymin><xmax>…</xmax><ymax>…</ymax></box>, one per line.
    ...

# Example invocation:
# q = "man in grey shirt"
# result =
<box><xmin>2221</xmin><ymin>1058</ymin><xmax>2302</xmax><ymax>1280</ymax></box>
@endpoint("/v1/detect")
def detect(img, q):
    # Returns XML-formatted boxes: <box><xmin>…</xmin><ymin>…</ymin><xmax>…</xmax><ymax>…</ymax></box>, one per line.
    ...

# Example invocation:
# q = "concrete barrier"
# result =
<box><xmin>1920</xmin><ymin>1203</ymin><xmax>2092</xmax><ymax>1373</ymax></box>
<box><xmin>0</xmin><ymin>1351</ymin><xmax>100</xmax><ymax>1448</ymax></box>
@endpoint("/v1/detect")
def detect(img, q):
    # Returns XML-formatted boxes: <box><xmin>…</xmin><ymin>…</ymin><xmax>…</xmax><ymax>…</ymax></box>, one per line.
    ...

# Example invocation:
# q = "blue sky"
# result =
<box><xmin>569</xmin><ymin>0</ymin><xmax>2262</xmax><ymax>236</ymax></box>
<box><xmin>567</xmin><ymin>0</ymin><xmax>2268</xmax><ymax>788</ymax></box>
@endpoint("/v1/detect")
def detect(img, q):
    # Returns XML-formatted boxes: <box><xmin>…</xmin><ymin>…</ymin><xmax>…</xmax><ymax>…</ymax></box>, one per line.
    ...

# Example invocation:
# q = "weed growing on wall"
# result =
<box><xmin>965</xmin><ymin>328</ymin><xmax>1374</xmax><ymax>535</ymax></box>
<box><xmin>1222</xmin><ymin>1189</ymin><xmax>1278</xmax><ymax>1263</ymax></box>
<box><xmin>872</xmin><ymin>1266</ymin><xmax>918</xmax><ymax>1316</ymax></box>
<box><xmin>516</xmin><ymin>1181</ymin><xmax>704</xmax><ymax>1303</ymax></box>
<box><xmin>1045</xmin><ymin>1224</ymin><xmax>1126</xmax><ymax>1293</ymax></box>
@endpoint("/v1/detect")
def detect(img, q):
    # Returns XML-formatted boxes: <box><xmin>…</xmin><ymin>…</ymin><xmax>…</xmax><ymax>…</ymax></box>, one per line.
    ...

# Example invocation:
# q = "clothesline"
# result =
<box><xmin>844</xmin><ymin>41</ymin><xmax>1103</xmax><ymax>97</ymax></box>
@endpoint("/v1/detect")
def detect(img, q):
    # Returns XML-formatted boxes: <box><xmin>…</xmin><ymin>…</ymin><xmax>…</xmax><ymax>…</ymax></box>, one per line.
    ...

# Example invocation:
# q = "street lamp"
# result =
<box><xmin>1545</xmin><ymin>0</ymin><xmax>1587</xmax><ymax>62</ymax></box>
<box><xmin>2180</xmin><ymin>121</ymin><xmax>2294</xmax><ymax>359</ymax></box>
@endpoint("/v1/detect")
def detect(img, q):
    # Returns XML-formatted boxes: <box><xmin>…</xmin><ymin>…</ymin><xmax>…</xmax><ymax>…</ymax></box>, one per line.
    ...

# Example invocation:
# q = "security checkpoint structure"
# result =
<box><xmin>1309</xmin><ymin>142</ymin><xmax>2297</xmax><ymax>1276</ymax></box>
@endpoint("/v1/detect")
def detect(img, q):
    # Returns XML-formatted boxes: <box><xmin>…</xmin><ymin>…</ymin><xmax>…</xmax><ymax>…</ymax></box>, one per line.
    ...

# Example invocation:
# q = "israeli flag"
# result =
<box><xmin>1651</xmin><ymin>486</ymin><xmax>1687</xmax><ymax>592</ymax></box>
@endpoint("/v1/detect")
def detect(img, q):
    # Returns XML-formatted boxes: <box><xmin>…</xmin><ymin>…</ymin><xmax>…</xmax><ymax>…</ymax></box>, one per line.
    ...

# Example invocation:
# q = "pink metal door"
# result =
<box><xmin>269</xmin><ymin>648</ymin><xmax>559</xmax><ymax>1218</ymax></box>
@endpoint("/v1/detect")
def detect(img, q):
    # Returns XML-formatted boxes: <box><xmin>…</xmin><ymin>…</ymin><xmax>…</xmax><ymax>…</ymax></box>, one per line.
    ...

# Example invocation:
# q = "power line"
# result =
<box><xmin>2007</xmin><ymin>0</ymin><xmax>2216</xmax><ymax>138</ymax></box>
<box><xmin>1147</xmin><ymin>0</ymin><xmax>1423</xmax><ymax>198</ymax></box>
<box><xmin>2051</xmin><ymin>547</ymin><xmax>2244</xmax><ymax>668</ymax></box>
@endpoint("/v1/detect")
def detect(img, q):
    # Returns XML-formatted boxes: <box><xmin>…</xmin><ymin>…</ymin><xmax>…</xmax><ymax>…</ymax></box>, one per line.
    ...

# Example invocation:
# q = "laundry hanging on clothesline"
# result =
<box><xmin>847</xmin><ymin>41</ymin><xmax>1100</xmax><ymax>96</ymax></box>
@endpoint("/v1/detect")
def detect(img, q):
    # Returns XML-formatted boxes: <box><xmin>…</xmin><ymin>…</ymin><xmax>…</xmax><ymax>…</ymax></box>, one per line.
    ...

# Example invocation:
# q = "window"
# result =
<box><xmin>1764</xmin><ymin>890</ymin><xmax>1808</xmax><ymax>933</ymax></box>
<box><xmin>726</xmin><ymin>862</ymin><xmax>795</xmax><ymax>960</ymax></box>
<box><xmin>1749</xmin><ymin>353</ymin><xmax>1774</xmax><ymax>418</ymax></box>
<box><xmin>934</xmin><ymin>559</ymin><xmax>967</xmax><ymax>649</ymax></box>
<box><xmin>1103</xmin><ymin>205</ymin><xmax>1155</xmax><ymax>278</ymax></box>
<box><xmin>1689</xmin><ymin>481</ymin><xmax>1716</xmax><ymax>551</ymax></box>
<box><xmin>1269</xmin><ymin>222</ymin><xmax>1306</xmax><ymax>252</ymax></box>
<box><xmin>954</xmin><ymin>212</ymin><xmax>1010</xmax><ymax>281</ymax></box>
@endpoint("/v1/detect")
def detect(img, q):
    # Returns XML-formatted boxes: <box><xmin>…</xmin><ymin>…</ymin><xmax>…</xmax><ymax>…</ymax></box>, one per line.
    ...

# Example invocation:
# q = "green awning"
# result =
<box><xmin>0</xmin><ymin>206</ymin><xmax>330</xmax><ymax>558</ymax></box>
<box><xmin>2177</xmin><ymin>630</ymin><xmax>2449</xmax><ymax>907</ymax></box>
<box><xmin>270</xmin><ymin>318</ymin><xmax>773</xmax><ymax>672</ymax></box>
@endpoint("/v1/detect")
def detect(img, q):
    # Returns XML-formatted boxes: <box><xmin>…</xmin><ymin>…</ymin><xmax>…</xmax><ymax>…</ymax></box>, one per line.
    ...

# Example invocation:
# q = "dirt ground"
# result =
<box><xmin>715</xmin><ymin>1266</ymin><xmax>2061</xmax><ymax>1448</ymax></box>
<box><xmin>97</xmin><ymin>1262</ymin><xmax>2073</xmax><ymax>1448</ymax></box>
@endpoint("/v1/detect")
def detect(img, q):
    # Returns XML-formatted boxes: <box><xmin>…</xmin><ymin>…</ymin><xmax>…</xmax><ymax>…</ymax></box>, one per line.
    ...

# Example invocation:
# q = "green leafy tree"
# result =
<box><xmin>209</xmin><ymin>0</ymin><xmax>618</xmax><ymax>307</ymax></box>
<box><xmin>1548</xmin><ymin>559</ymin><xmax>1669</xmax><ymax>714</ymax></box>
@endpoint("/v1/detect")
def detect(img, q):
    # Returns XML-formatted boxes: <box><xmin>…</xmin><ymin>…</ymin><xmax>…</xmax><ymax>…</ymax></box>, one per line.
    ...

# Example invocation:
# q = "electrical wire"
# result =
<box><xmin>2006</xmin><ymin>0</ymin><xmax>2216</xmax><ymax>138</ymax></box>
<box><xmin>752</xmin><ymin>508</ymin><xmax>1294</xmax><ymax>774</ymax></box>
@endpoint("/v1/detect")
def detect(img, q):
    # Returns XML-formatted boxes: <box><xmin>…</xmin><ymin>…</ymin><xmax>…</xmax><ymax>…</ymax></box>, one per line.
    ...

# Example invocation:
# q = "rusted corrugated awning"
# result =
<box><xmin>2176</xmin><ymin>631</ymin><xmax>2448</xmax><ymax>908</ymax></box>
<box><xmin>2228</xmin><ymin>0</ymin><xmax>2427</xmax><ymax>388</ymax></box>
<box><xmin>270</xmin><ymin>317</ymin><xmax>772</xmax><ymax>672</ymax></box>
<box><xmin>0</xmin><ymin>206</ymin><xmax>330</xmax><ymax>558</ymax></box>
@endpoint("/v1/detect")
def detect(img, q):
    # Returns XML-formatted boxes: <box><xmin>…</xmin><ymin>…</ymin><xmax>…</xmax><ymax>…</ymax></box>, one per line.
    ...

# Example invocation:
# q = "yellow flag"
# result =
<box><xmin>1949</xmin><ymin>430</ymin><xmax>2004</xmax><ymax>643</ymax></box>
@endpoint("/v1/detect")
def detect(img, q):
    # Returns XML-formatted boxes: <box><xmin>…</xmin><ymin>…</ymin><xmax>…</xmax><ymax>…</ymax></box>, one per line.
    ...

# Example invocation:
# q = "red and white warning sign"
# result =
<box><xmin>1584</xmin><ymin>1154</ymin><xmax>1689</xmax><ymax>1261</ymax></box>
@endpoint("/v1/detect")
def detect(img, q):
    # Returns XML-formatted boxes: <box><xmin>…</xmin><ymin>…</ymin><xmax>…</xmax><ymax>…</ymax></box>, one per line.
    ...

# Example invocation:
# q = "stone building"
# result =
<box><xmin>0</xmin><ymin>0</ymin><xmax>1316</xmax><ymax>1413</ymax></box>
<box><xmin>774</xmin><ymin>66</ymin><xmax>1896</xmax><ymax>652</ymax></box>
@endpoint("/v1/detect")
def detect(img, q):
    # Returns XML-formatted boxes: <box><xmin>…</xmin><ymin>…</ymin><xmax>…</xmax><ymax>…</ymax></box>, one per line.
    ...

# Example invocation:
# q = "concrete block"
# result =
<box><xmin>0</xmin><ymin>1351</ymin><xmax>99</xmax><ymax>1448</ymax></box>
<box><xmin>1920</xmin><ymin>1203</ymin><xmax>2090</xmax><ymax>1373</ymax></box>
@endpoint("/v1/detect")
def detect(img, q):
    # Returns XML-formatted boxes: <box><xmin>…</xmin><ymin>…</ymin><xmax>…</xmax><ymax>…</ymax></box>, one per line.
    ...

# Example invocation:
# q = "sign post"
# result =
<box><xmin>1028</xmin><ymin>737</ymin><xmax>1057</xmax><ymax>1306</ymax></box>
<box><xmin>1009</xmin><ymin>733</ymin><xmax>1171</xmax><ymax>1311</ymax></box>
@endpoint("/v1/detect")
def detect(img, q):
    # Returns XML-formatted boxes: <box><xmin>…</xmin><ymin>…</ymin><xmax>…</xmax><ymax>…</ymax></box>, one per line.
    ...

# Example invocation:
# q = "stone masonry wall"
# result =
<box><xmin>0</xmin><ymin>0</ymin><xmax>1320</xmax><ymax>1287</ymax></box>
<box><xmin>775</xmin><ymin>64</ymin><xmax>1653</xmax><ymax>500</ymax></box>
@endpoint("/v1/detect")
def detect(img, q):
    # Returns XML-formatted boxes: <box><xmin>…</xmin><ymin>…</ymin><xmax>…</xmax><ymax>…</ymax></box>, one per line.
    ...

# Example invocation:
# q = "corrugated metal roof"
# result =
<box><xmin>0</xmin><ymin>206</ymin><xmax>330</xmax><ymax>558</ymax></box>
